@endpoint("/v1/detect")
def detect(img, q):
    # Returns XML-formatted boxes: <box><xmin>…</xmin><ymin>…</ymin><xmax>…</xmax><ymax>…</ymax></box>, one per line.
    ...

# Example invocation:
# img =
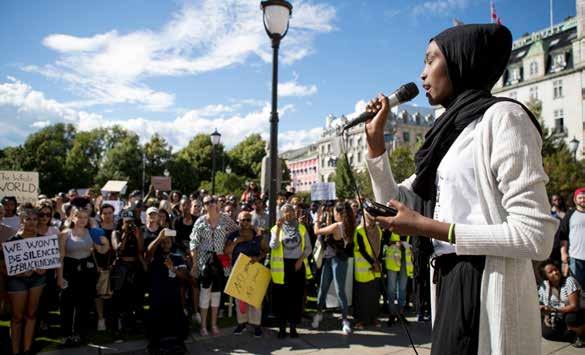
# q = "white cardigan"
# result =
<box><xmin>366</xmin><ymin>101</ymin><xmax>559</xmax><ymax>355</ymax></box>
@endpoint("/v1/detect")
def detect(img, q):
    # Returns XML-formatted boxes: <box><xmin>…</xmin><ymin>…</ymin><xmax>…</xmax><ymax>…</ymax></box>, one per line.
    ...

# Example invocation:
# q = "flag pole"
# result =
<box><xmin>549</xmin><ymin>0</ymin><xmax>554</xmax><ymax>28</ymax></box>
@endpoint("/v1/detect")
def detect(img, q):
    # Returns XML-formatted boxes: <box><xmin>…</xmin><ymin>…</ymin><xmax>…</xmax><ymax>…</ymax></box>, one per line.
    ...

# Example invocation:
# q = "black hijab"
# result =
<box><xmin>412</xmin><ymin>24</ymin><xmax>542</xmax><ymax>202</ymax></box>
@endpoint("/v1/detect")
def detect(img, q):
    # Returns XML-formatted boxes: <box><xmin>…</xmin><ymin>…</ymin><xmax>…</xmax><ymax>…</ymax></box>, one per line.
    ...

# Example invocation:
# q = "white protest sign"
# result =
<box><xmin>102</xmin><ymin>200</ymin><xmax>124</xmax><ymax>216</ymax></box>
<box><xmin>0</xmin><ymin>171</ymin><xmax>40</xmax><ymax>204</ymax></box>
<box><xmin>2</xmin><ymin>235</ymin><xmax>61</xmax><ymax>276</ymax></box>
<box><xmin>101</xmin><ymin>180</ymin><xmax>128</xmax><ymax>194</ymax></box>
<box><xmin>311</xmin><ymin>182</ymin><xmax>337</xmax><ymax>201</ymax></box>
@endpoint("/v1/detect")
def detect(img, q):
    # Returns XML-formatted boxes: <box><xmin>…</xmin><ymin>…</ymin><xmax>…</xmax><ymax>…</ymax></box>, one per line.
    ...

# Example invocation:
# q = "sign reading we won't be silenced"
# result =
<box><xmin>2</xmin><ymin>235</ymin><xmax>61</xmax><ymax>276</ymax></box>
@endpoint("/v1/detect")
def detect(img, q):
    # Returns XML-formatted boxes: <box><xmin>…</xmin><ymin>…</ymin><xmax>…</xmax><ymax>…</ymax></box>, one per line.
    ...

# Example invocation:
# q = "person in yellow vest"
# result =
<box><xmin>312</xmin><ymin>201</ymin><xmax>355</xmax><ymax>335</ymax></box>
<box><xmin>384</xmin><ymin>232</ymin><xmax>413</xmax><ymax>326</ymax></box>
<box><xmin>269</xmin><ymin>204</ymin><xmax>312</xmax><ymax>339</ymax></box>
<box><xmin>353</xmin><ymin>215</ymin><xmax>383</xmax><ymax>329</ymax></box>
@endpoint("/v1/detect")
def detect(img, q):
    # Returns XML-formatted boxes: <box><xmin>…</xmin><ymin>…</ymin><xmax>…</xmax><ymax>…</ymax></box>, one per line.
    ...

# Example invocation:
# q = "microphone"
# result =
<box><xmin>341</xmin><ymin>82</ymin><xmax>419</xmax><ymax>132</ymax></box>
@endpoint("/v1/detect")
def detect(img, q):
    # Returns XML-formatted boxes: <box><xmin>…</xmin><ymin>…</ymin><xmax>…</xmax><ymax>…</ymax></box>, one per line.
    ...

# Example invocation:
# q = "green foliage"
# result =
<box><xmin>199</xmin><ymin>171</ymin><xmax>247</xmax><ymax>197</ymax></box>
<box><xmin>66</xmin><ymin>129</ymin><xmax>107</xmax><ymax>189</ymax></box>
<box><xmin>334</xmin><ymin>156</ymin><xmax>356</xmax><ymax>199</ymax></box>
<box><xmin>145</xmin><ymin>133</ymin><xmax>172</xmax><ymax>178</ymax></box>
<box><xmin>175</xmin><ymin>134</ymin><xmax>225</xmax><ymax>191</ymax></box>
<box><xmin>227</xmin><ymin>134</ymin><xmax>266</xmax><ymax>178</ymax></box>
<box><xmin>388</xmin><ymin>146</ymin><xmax>416</xmax><ymax>183</ymax></box>
<box><xmin>96</xmin><ymin>132</ymin><xmax>143</xmax><ymax>192</ymax></box>
<box><xmin>355</xmin><ymin>170</ymin><xmax>373</xmax><ymax>200</ymax></box>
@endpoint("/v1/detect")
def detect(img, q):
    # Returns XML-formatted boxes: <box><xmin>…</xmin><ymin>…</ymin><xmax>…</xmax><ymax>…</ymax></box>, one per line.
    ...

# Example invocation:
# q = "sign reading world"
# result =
<box><xmin>0</xmin><ymin>171</ymin><xmax>40</xmax><ymax>204</ymax></box>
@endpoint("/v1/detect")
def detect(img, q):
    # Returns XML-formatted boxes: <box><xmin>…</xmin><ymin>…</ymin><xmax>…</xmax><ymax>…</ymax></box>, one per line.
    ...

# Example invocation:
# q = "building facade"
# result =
<box><xmin>492</xmin><ymin>0</ymin><xmax>585</xmax><ymax>159</ymax></box>
<box><xmin>282</xmin><ymin>104</ymin><xmax>435</xmax><ymax>188</ymax></box>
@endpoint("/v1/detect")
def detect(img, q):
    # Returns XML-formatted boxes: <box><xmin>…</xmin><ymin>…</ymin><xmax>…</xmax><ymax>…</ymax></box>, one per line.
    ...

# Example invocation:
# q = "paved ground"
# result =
<box><xmin>40</xmin><ymin>315</ymin><xmax>583</xmax><ymax>355</ymax></box>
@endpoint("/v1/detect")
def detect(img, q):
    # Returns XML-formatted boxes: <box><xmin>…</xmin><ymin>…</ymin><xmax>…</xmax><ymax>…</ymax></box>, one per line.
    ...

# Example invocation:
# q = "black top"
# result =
<box><xmin>149</xmin><ymin>250</ymin><xmax>186</xmax><ymax>307</ymax></box>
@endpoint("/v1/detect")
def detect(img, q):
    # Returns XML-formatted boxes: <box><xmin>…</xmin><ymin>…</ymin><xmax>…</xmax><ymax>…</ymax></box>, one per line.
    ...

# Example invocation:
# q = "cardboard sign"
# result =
<box><xmin>101</xmin><ymin>180</ymin><xmax>128</xmax><ymax>194</ymax></box>
<box><xmin>0</xmin><ymin>171</ymin><xmax>40</xmax><ymax>204</ymax></box>
<box><xmin>101</xmin><ymin>200</ymin><xmax>124</xmax><ymax>216</ymax></box>
<box><xmin>311</xmin><ymin>182</ymin><xmax>336</xmax><ymax>201</ymax></box>
<box><xmin>151</xmin><ymin>176</ymin><xmax>172</xmax><ymax>191</ymax></box>
<box><xmin>2</xmin><ymin>235</ymin><xmax>61</xmax><ymax>276</ymax></box>
<box><xmin>224</xmin><ymin>254</ymin><xmax>271</xmax><ymax>308</ymax></box>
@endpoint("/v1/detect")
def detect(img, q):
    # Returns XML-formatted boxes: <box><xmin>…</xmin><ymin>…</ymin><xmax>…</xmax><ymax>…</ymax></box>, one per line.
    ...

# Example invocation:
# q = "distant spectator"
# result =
<box><xmin>241</xmin><ymin>181</ymin><xmax>261</xmax><ymax>204</ymax></box>
<box><xmin>1</xmin><ymin>196</ymin><xmax>19</xmax><ymax>229</ymax></box>
<box><xmin>560</xmin><ymin>188</ymin><xmax>585</xmax><ymax>289</ymax></box>
<box><xmin>538</xmin><ymin>261</ymin><xmax>585</xmax><ymax>347</ymax></box>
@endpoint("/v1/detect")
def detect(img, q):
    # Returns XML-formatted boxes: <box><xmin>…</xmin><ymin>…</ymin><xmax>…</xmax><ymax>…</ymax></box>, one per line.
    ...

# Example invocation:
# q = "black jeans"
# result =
<box><xmin>431</xmin><ymin>254</ymin><xmax>485</xmax><ymax>355</ymax></box>
<box><xmin>272</xmin><ymin>259</ymin><xmax>305</xmax><ymax>327</ymax></box>
<box><xmin>60</xmin><ymin>257</ymin><xmax>97</xmax><ymax>338</ymax></box>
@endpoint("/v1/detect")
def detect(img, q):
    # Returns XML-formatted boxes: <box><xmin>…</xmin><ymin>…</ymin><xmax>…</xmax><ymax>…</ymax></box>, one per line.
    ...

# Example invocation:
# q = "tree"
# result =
<box><xmin>66</xmin><ymin>128</ymin><xmax>107</xmax><ymax>190</ymax></box>
<box><xmin>171</xmin><ymin>134</ymin><xmax>225</xmax><ymax>193</ymax></box>
<box><xmin>388</xmin><ymin>146</ymin><xmax>416</xmax><ymax>183</ymax></box>
<box><xmin>334</xmin><ymin>156</ymin><xmax>355</xmax><ymax>199</ymax></box>
<box><xmin>97</xmin><ymin>131</ymin><xmax>143</xmax><ymax>192</ymax></box>
<box><xmin>227</xmin><ymin>134</ymin><xmax>266</xmax><ymax>180</ymax></box>
<box><xmin>199</xmin><ymin>171</ymin><xmax>247</xmax><ymax>197</ymax></box>
<box><xmin>20</xmin><ymin>124</ymin><xmax>76</xmax><ymax>195</ymax></box>
<box><xmin>0</xmin><ymin>146</ymin><xmax>25</xmax><ymax>171</ymax></box>
<box><xmin>145</xmin><ymin>134</ymin><xmax>172</xmax><ymax>179</ymax></box>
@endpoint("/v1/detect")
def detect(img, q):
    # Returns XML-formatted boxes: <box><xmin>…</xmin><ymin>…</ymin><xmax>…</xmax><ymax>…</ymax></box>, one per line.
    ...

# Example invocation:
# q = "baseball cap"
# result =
<box><xmin>146</xmin><ymin>206</ymin><xmax>159</xmax><ymax>215</ymax></box>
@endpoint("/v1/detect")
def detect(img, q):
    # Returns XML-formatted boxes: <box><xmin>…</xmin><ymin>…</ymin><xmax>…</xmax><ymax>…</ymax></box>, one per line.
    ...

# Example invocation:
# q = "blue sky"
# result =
<box><xmin>0</xmin><ymin>0</ymin><xmax>577</xmax><ymax>151</ymax></box>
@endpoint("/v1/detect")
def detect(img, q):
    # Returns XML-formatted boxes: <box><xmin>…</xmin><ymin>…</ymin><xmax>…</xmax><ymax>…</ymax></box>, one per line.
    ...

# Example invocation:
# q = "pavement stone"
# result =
<box><xmin>39</xmin><ymin>315</ymin><xmax>583</xmax><ymax>354</ymax></box>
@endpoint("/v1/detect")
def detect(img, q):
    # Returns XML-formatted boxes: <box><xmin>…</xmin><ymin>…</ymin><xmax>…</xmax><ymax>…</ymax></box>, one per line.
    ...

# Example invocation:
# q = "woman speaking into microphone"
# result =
<box><xmin>364</xmin><ymin>24</ymin><xmax>557</xmax><ymax>355</ymax></box>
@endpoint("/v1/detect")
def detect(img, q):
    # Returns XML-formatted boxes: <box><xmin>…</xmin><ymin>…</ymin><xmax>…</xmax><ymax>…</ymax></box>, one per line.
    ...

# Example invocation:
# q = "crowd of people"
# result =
<box><xmin>0</xmin><ymin>181</ymin><xmax>583</xmax><ymax>354</ymax></box>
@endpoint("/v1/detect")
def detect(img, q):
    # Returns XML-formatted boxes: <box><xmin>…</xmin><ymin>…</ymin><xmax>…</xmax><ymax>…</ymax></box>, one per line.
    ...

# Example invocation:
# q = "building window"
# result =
<box><xmin>553</xmin><ymin>109</ymin><xmax>564</xmax><ymax>134</ymax></box>
<box><xmin>357</xmin><ymin>138</ymin><xmax>362</xmax><ymax>147</ymax></box>
<box><xmin>553</xmin><ymin>80</ymin><xmax>563</xmax><ymax>99</ymax></box>
<box><xmin>349</xmin><ymin>156</ymin><xmax>354</xmax><ymax>165</ymax></box>
<box><xmin>403</xmin><ymin>131</ymin><xmax>410</xmax><ymax>142</ymax></box>
<box><xmin>529</xmin><ymin>86</ymin><xmax>539</xmax><ymax>100</ymax></box>
<box><xmin>357</xmin><ymin>152</ymin><xmax>362</xmax><ymax>163</ymax></box>
<box><xmin>529</xmin><ymin>61</ymin><xmax>538</xmax><ymax>76</ymax></box>
<box><xmin>327</xmin><ymin>143</ymin><xmax>331</xmax><ymax>153</ymax></box>
<box><xmin>510</xmin><ymin>67</ymin><xmax>521</xmax><ymax>83</ymax></box>
<box><xmin>321</xmin><ymin>145</ymin><xmax>325</xmax><ymax>154</ymax></box>
<box><xmin>321</xmin><ymin>159</ymin><xmax>325</xmax><ymax>167</ymax></box>
<box><xmin>552</xmin><ymin>53</ymin><xmax>567</xmax><ymax>71</ymax></box>
<box><xmin>509</xmin><ymin>91</ymin><xmax>517</xmax><ymax>100</ymax></box>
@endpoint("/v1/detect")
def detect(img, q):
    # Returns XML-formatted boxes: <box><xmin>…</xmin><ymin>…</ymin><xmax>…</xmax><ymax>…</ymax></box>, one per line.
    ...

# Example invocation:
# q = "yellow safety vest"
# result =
<box><xmin>353</xmin><ymin>225</ymin><xmax>382</xmax><ymax>283</ymax></box>
<box><xmin>384</xmin><ymin>233</ymin><xmax>414</xmax><ymax>278</ymax></box>
<box><xmin>270</xmin><ymin>224</ymin><xmax>313</xmax><ymax>284</ymax></box>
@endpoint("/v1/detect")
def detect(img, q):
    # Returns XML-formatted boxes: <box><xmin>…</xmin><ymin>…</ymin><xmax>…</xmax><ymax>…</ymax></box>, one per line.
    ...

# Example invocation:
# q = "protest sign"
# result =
<box><xmin>224</xmin><ymin>254</ymin><xmax>271</xmax><ymax>308</ymax></box>
<box><xmin>151</xmin><ymin>176</ymin><xmax>172</xmax><ymax>191</ymax></box>
<box><xmin>102</xmin><ymin>200</ymin><xmax>124</xmax><ymax>216</ymax></box>
<box><xmin>311</xmin><ymin>182</ymin><xmax>336</xmax><ymax>201</ymax></box>
<box><xmin>2</xmin><ymin>235</ymin><xmax>61</xmax><ymax>276</ymax></box>
<box><xmin>0</xmin><ymin>171</ymin><xmax>39</xmax><ymax>204</ymax></box>
<box><xmin>101</xmin><ymin>180</ymin><xmax>128</xmax><ymax>194</ymax></box>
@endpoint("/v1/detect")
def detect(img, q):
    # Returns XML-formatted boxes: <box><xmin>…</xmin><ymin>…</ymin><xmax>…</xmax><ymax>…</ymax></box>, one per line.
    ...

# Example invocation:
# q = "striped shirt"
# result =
<box><xmin>538</xmin><ymin>276</ymin><xmax>584</xmax><ymax>309</ymax></box>
<box><xmin>189</xmin><ymin>214</ymin><xmax>238</xmax><ymax>277</ymax></box>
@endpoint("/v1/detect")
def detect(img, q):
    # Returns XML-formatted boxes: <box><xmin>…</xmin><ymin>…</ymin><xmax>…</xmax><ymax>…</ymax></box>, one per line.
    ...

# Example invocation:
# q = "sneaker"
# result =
<box><xmin>193</xmin><ymin>312</ymin><xmax>202</xmax><ymax>325</ymax></box>
<box><xmin>311</xmin><ymin>312</ymin><xmax>323</xmax><ymax>328</ymax></box>
<box><xmin>254</xmin><ymin>326</ymin><xmax>263</xmax><ymax>338</ymax></box>
<box><xmin>417</xmin><ymin>313</ymin><xmax>425</xmax><ymax>322</ymax></box>
<box><xmin>97</xmin><ymin>319</ymin><xmax>106</xmax><ymax>331</ymax></box>
<box><xmin>211</xmin><ymin>325</ymin><xmax>222</xmax><ymax>336</ymax></box>
<box><xmin>573</xmin><ymin>336</ymin><xmax>584</xmax><ymax>348</ymax></box>
<box><xmin>233</xmin><ymin>324</ymin><xmax>246</xmax><ymax>335</ymax></box>
<box><xmin>342</xmin><ymin>319</ymin><xmax>352</xmax><ymax>335</ymax></box>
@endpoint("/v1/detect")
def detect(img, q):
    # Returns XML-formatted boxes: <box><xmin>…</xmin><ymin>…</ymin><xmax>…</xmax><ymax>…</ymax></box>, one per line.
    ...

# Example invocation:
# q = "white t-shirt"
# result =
<box><xmin>2</xmin><ymin>215</ymin><xmax>20</xmax><ymax>230</ymax></box>
<box><xmin>568</xmin><ymin>210</ymin><xmax>585</xmax><ymax>260</ymax></box>
<box><xmin>433</xmin><ymin>121</ymin><xmax>487</xmax><ymax>256</ymax></box>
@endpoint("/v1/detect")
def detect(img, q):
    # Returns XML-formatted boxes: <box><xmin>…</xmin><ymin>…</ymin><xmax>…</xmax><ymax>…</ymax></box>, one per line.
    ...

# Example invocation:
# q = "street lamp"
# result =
<box><xmin>210</xmin><ymin>129</ymin><xmax>221</xmax><ymax>195</ymax></box>
<box><xmin>261</xmin><ymin>0</ymin><xmax>292</xmax><ymax>227</ymax></box>
<box><xmin>569</xmin><ymin>136</ymin><xmax>580</xmax><ymax>161</ymax></box>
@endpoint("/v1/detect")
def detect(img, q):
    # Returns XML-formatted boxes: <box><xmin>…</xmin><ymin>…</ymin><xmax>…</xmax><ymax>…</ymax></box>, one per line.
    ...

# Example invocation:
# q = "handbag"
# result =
<box><xmin>93</xmin><ymin>251</ymin><xmax>113</xmax><ymax>299</ymax></box>
<box><xmin>313</xmin><ymin>238</ymin><xmax>325</xmax><ymax>269</ymax></box>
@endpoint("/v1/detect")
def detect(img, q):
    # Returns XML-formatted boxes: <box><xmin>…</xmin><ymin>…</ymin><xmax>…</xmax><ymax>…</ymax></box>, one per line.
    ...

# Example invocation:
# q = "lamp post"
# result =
<box><xmin>261</xmin><ymin>0</ymin><xmax>292</xmax><ymax>227</ymax></box>
<box><xmin>569</xmin><ymin>136</ymin><xmax>580</xmax><ymax>161</ymax></box>
<box><xmin>210</xmin><ymin>129</ymin><xmax>221</xmax><ymax>195</ymax></box>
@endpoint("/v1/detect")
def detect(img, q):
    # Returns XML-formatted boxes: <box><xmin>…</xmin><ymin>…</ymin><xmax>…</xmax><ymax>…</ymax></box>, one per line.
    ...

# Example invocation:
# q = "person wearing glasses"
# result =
<box><xmin>224</xmin><ymin>211</ymin><xmax>268</xmax><ymax>337</ymax></box>
<box><xmin>190</xmin><ymin>195</ymin><xmax>238</xmax><ymax>336</ymax></box>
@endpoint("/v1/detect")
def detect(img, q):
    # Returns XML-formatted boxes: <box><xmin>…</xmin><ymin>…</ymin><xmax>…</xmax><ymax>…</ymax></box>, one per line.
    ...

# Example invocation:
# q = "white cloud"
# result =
<box><xmin>0</xmin><ymin>77</ymin><xmax>321</xmax><ymax>152</ymax></box>
<box><xmin>278</xmin><ymin>74</ymin><xmax>318</xmax><ymax>97</ymax></box>
<box><xmin>413</xmin><ymin>0</ymin><xmax>471</xmax><ymax>16</ymax></box>
<box><xmin>24</xmin><ymin>0</ymin><xmax>335</xmax><ymax>112</ymax></box>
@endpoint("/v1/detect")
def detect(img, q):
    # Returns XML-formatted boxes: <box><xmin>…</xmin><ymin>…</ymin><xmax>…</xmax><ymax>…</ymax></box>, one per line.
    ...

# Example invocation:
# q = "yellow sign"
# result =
<box><xmin>224</xmin><ymin>254</ymin><xmax>271</xmax><ymax>308</ymax></box>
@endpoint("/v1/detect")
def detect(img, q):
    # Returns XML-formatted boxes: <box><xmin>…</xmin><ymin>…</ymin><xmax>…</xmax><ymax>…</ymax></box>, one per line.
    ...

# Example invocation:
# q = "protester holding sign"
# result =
<box><xmin>57</xmin><ymin>207</ymin><xmax>109</xmax><ymax>346</ymax></box>
<box><xmin>4</xmin><ymin>206</ymin><xmax>48</xmax><ymax>355</ymax></box>
<box><xmin>225</xmin><ymin>211</ymin><xmax>268</xmax><ymax>337</ymax></box>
